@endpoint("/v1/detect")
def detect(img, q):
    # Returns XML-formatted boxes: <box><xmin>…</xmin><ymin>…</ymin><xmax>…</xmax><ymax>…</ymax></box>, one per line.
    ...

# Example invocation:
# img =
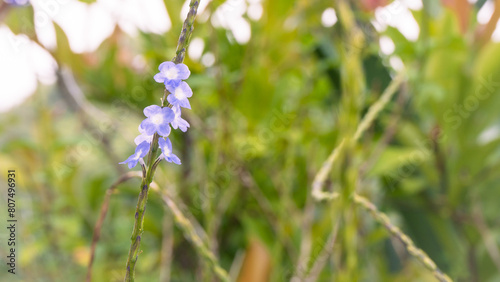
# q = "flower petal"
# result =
<box><xmin>136</xmin><ymin>141</ymin><xmax>151</xmax><ymax>158</ymax></box>
<box><xmin>164</xmin><ymin>137</ymin><xmax>173</xmax><ymax>151</ymax></box>
<box><xmin>176</xmin><ymin>63</ymin><xmax>191</xmax><ymax>80</ymax></box>
<box><xmin>128</xmin><ymin>160</ymin><xmax>137</xmax><ymax>169</ymax></box>
<box><xmin>154</xmin><ymin>73</ymin><xmax>165</xmax><ymax>83</ymax></box>
<box><xmin>165</xmin><ymin>79</ymin><xmax>181</xmax><ymax>93</ymax></box>
<box><xmin>120</xmin><ymin>154</ymin><xmax>139</xmax><ymax>169</ymax></box>
<box><xmin>161</xmin><ymin>107</ymin><xmax>175</xmax><ymax>123</ymax></box>
<box><xmin>158</xmin><ymin>138</ymin><xmax>167</xmax><ymax>149</ymax></box>
<box><xmin>159</xmin><ymin>61</ymin><xmax>175</xmax><ymax>72</ymax></box>
<box><xmin>144</xmin><ymin>105</ymin><xmax>161</xmax><ymax>117</ymax></box>
<box><xmin>178</xmin><ymin>119</ymin><xmax>190</xmax><ymax>132</ymax></box>
<box><xmin>138</xmin><ymin>124</ymin><xmax>146</xmax><ymax>134</ymax></box>
<box><xmin>165</xmin><ymin>154</ymin><xmax>181</xmax><ymax>165</ymax></box>
<box><xmin>140</xmin><ymin>119</ymin><xmax>157</xmax><ymax>135</ymax></box>
<box><xmin>157</xmin><ymin>123</ymin><xmax>171</xmax><ymax>137</ymax></box>
<box><xmin>134</xmin><ymin>133</ymin><xmax>153</xmax><ymax>145</ymax></box>
<box><xmin>166</xmin><ymin>93</ymin><xmax>178</xmax><ymax>106</ymax></box>
<box><xmin>179</xmin><ymin>81</ymin><xmax>193</xmax><ymax>98</ymax></box>
<box><xmin>178</xmin><ymin>98</ymin><xmax>191</xmax><ymax>109</ymax></box>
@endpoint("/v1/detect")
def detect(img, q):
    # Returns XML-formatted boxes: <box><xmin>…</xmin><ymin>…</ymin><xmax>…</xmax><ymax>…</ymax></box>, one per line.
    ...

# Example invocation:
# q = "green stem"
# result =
<box><xmin>311</xmin><ymin>72</ymin><xmax>405</xmax><ymax>201</ymax></box>
<box><xmin>174</xmin><ymin>0</ymin><xmax>200</xmax><ymax>64</ymax></box>
<box><xmin>353</xmin><ymin>194</ymin><xmax>453</xmax><ymax>282</ymax></box>
<box><xmin>124</xmin><ymin>1</ymin><xmax>201</xmax><ymax>280</ymax></box>
<box><xmin>124</xmin><ymin>134</ymin><xmax>160</xmax><ymax>281</ymax></box>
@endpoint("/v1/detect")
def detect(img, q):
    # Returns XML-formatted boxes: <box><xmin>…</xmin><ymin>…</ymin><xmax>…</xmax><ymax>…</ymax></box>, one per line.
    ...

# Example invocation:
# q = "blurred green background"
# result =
<box><xmin>1</xmin><ymin>0</ymin><xmax>500</xmax><ymax>281</ymax></box>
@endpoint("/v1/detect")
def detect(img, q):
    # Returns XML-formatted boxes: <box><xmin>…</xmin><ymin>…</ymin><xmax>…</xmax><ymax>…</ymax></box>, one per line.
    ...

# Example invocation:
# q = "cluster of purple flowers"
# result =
<box><xmin>120</xmin><ymin>62</ymin><xmax>192</xmax><ymax>169</ymax></box>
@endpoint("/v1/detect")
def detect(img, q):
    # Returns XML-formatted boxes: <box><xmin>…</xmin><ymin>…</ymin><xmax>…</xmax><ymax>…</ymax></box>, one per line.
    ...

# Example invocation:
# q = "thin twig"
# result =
<box><xmin>311</xmin><ymin>72</ymin><xmax>405</xmax><ymax>201</ymax></box>
<box><xmin>311</xmin><ymin>140</ymin><xmax>344</xmax><ymax>201</ymax></box>
<box><xmin>353</xmin><ymin>73</ymin><xmax>405</xmax><ymax>142</ymax></box>
<box><xmin>150</xmin><ymin>185</ymin><xmax>231</xmax><ymax>282</ymax></box>
<box><xmin>304</xmin><ymin>220</ymin><xmax>340</xmax><ymax>282</ymax></box>
<box><xmin>359</xmin><ymin>82</ymin><xmax>407</xmax><ymax>177</ymax></box>
<box><xmin>473</xmin><ymin>205</ymin><xmax>500</xmax><ymax>271</ymax></box>
<box><xmin>352</xmin><ymin>194</ymin><xmax>453</xmax><ymax>282</ymax></box>
<box><xmin>86</xmin><ymin>171</ymin><xmax>142</xmax><ymax>282</ymax></box>
<box><xmin>293</xmin><ymin>193</ymin><xmax>316</xmax><ymax>279</ymax></box>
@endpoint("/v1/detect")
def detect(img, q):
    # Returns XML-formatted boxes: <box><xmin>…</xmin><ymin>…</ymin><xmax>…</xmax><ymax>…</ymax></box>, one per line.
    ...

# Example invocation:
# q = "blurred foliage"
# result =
<box><xmin>1</xmin><ymin>0</ymin><xmax>500</xmax><ymax>281</ymax></box>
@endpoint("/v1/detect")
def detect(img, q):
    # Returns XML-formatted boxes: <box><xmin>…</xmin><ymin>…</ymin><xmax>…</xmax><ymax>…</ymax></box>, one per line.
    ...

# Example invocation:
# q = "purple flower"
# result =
<box><xmin>166</xmin><ymin>81</ymin><xmax>193</xmax><ymax>109</ymax></box>
<box><xmin>171</xmin><ymin>105</ymin><xmax>190</xmax><ymax>132</ymax></box>
<box><xmin>158</xmin><ymin>138</ymin><xmax>181</xmax><ymax>165</ymax></box>
<box><xmin>134</xmin><ymin>124</ymin><xmax>154</xmax><ymax>145</ymax></box>
<box><xmin>154</xmin><ymin>62</ymin><xmax>190</xmax><ymax>88</ymax></box>
<box><xmin>140</xmin><ymin>105</ymin><xmax>174</xmax><ymax>137</ymax></box>
<box><xmin>120</xmin><ymin>141</ymin><xmax>150</xmax><ymax>169</ymax></box>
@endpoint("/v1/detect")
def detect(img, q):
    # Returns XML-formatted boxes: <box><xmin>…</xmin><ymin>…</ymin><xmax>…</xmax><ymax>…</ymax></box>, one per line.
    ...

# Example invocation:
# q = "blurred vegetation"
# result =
<box><xmin>1</xmin><ymin>0</ymin><xmax>500</xmax><ymax>281</ymax></box>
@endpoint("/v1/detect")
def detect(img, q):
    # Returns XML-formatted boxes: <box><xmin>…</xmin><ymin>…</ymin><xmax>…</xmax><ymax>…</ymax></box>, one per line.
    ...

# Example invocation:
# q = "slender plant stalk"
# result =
<box><xmin>309</xmin><ymin>69</ymin><xmax>452</xmax><ymax>280</ymax></box>
<box><xmin>312</xmin><ymin>72</ymin><xmax>405</xmax><ymax>201</ymax></box>
<box><xmin>125</xmin><ymin>134</ymin><xmax>161</xmax><ymax>281</ymax></box>
<box><xmin>303</xmin><ymin>219</ymin><xmax>340</xmax><ymax>282</ymax></box>
<box><xmin>330</xmin><ymin>2</ymin><xmax>366</xmax><ymax>277</ymax></box>
<box><xmin>150</xmin><ymin>185</ymin><xmax>231</xmax><ymax>282</ymax></box>
<box><xmin>124</xmin><ymin>1</ymin><xmax>201</xmax><ymax>280</ymax></box>
<box><xmin>307</xmin><ymin>4</ymin><xmax>446</xmax><ymax>277</ymax></box>
<box><xmin>352</xmin><ymin>73</ymin><xmax>405</xmax><ymax>142</ymax></box>
<box><xmin>352</xmin><ymin>194</ymin><xmax>453</xmax><ymax>282</ymax></box>
<box><xmin>174</xmin><ymin>0</ymin><xmax>200</xmax><ymax>64</ymax></box>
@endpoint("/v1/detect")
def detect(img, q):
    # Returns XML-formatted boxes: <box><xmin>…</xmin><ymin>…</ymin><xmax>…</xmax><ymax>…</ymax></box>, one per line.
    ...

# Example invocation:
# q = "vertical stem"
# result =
<box><xmin>174</xmin><ymin>0</ymin><xmax>200</xmax><ymax>64</ymax></box>
<box><xmin>335</xmin><ymin>0</ymin><xmax>365</xmax><ymax>279</ymax></box>
<box><xmin>125</xmin><ymin>134</ymin><xmax>160</xmax><ymax>281</ymax></box>
<box><xmin>123</xmin><ymin>1</ymin><xmax>201</xmax><ymax>280</ymax></box>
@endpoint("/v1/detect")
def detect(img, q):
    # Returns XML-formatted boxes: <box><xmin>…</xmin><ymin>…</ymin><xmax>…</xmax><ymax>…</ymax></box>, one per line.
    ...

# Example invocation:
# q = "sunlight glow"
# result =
<box><xmin>379</xmin><ymin>36</ymin><xmax>395</xmax><ymax>55</ymax></box>
<box><xmin>0</xmin><ymin>25</ymin><xmax>57</xmax><ymax>113</ymax></box>
<box><xmin>478</xmin><ymin>0</ymin><xmax>494</xmax><ymax>24</ymax></box>
<box><xmin>373</xmin><ymin>1</ymin><xmax>420</xmax><ymax>41</ymax></box>
<box><xmin>321</xmin><ymin>8</ymin><xmax>338</xmax><ymax>28</ymax></box>
<box><xmin>188</xmin><ymin>37</ymin><xmax>205</xmax><ymax>61</ymax></box>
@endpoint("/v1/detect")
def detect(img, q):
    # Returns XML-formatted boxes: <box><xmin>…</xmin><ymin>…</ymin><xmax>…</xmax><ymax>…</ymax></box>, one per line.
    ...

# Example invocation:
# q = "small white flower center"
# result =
<box><xmin>165</xmin><ymin>68</ymin><xmax>179</xmax><ymax>80</ymax></box>
<box><xmin>151</xmin><ymin>114</ymin><xmax>163</xmax><ymax>125</ymax></box>
<box><xmin>175</xmin><ymin>87</ymin><xmax>186</xmax><ymax>100</ymax></box>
